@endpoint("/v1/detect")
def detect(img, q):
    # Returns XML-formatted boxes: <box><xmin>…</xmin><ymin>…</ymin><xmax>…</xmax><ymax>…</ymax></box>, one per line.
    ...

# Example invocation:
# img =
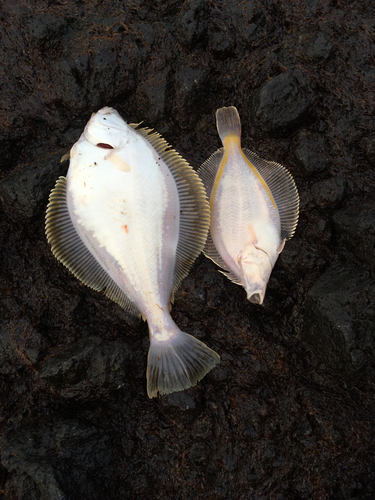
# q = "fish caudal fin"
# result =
<box><xmin>146</xmin><ymin>328</ymin><xmax>220</xmax><ymax>398</ymax></box>
<box><xmin>216</xmin><ymin>106</ymin><xmax>241</xmax><ymax>145</ymax></box>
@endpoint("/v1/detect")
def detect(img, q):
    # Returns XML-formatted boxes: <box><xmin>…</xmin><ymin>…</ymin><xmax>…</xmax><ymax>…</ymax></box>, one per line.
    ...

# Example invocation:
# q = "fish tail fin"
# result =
<box><xmin>215</xmin><ymin>106</ymin><xmax>241</xmax><ymax>145</ymax></box>
<box><xmin>146</xmin><ymin>326</ymin><xmax>220</xmax><ymax>398</ymax></box>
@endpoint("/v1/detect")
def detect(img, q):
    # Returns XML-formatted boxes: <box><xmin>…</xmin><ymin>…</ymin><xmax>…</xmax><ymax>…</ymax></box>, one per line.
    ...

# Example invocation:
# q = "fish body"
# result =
<box><xmin>46</xmin><ymin>107</ymin><xmax>219</xmax><ymax>398</ymax></box>
<box><xmin>198</xmin><ymin>106</ymin><xmax>299</xmax><ymax>304</ymax></box>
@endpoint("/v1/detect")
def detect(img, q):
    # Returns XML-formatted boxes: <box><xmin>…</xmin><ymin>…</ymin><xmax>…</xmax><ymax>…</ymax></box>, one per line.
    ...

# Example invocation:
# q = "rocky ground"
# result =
<box><xmin>0</xmin><ymin>0</ymin><xmax>375</xmax><ymax>499</ymax></box>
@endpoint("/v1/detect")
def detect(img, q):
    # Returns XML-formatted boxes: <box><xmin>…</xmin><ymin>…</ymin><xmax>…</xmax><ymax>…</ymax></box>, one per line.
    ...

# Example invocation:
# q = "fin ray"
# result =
<box><xmin>243</xmin><ymin>149</ymin><xmax>300</xmax><ymax>239</ymax></box>
<box><xmin>60</xmin><ymin>152</ymin><xmax>70</xmax><ymax>163</ymax></box>
<box><xmin>216</xmin><ymin>106</ymin><xmax>241</xmax><ymax>143</ymax></box>
<box><xmin>45</xmin><ymin>177</ymin><xmax>140</xmax><ymax>317</ymax></box>
<box><xmin>135</xmin><ymin>127</ymin><xmax>210</xmax><ymax>299</ymax></box>
<box><xmin>147</xmin><ymin>329</ymin><xmax>220</xmax><ymax>398</ymax></box>
<box><xmin>219</xmin><ymin>269</ymin><xmax>242</xmax><ymax>286</ymax></box>
<box><xmin>197</xmin><ymin>148</ymin><xmax>224</xmax><ymax>201</ymax></box>
<box><xmin>203</xmin><ymin>232</ymin><xmax>230</xmax><ymax>272</ymax></box>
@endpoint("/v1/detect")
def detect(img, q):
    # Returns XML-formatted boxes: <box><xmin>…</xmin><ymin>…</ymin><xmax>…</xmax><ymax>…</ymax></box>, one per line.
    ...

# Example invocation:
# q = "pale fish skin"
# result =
<box><xmin>198</xmin><ymin>106</ymin><xmax>299</xmax><ymax>304</ymax></box>
<box><xmin>45</xmin><ymin>107</ymin><xmax>219</xmax><ymax>398</ymax></box>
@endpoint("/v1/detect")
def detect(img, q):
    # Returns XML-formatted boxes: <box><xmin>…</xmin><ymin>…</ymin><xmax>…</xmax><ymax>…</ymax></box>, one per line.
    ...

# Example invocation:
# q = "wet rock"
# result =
<box><xmin>176</xmin><ymin>276</ymin><xmax>207</xmax><ymax>318</ymax></box>
<box><xmin>333</xmin><ymin>196</ymin><xmax>375</xmax><ymax>271</ymax></box>
<box><xmin>251</xmin><ymin>68</ymin><xmax>316</xmax><ymax>136</ymax></box>
<box><xmin>0</xmin><ymin>322</ymin><xmax>23</xmax><ymax>375</ymax></box>
<box><xmin>1</xmin><ymin>421</ymin><xmax>112</xmax><ymax>500</ymax></box>
<box><xmin>49</xmin><ymin>60</ymin><xmax>88</xmax><ymax>110</ymax></box>
<box><xmin>135</xmin><ymin>69</ymin><xmax>169</xmax><ymax>123</ymax></box>
<box><xmin>0</xmin><ymin>150</ymin><xmax>66</xmax><ymax>223</ymax></box>
<box><xmin>27</xmin><ymin>14</ymin><xmax>68</xmax><ymax>44</ymax></box>
<box><xmin>229</xmin><ymin>392</ymin><xmax>266</xmax><ymax>439</ymax></box>
<box><xmin>299</xmin><ymin>31</ymin><xmax>335</xmax><ymax>61</ymax></box>
<box><xmin>304</xmin><ymin>264</ymin><xmax>374</xmax><ymax>377</ymax></box>
<box><xmin>174</xmin><ymin>0</ymin><xmax>208</xmax><ymax>48</ymax></box>
<box><xmin>39</xmin><ymin>336</ymin><xmax>132</xmax><ymax>399</ymax></box>
<box><xmin>311</xmin><ymin>175</ymin><xmax>346</xmax><ymax>207</ymax></box>
<box><xmin>7</xmin><ymin>319</ymin><xmax>44</xmax><ymax>367</ymax></box>
<box><xmin>160</xmin><ymin>390</ymin><xmax>201</xmax><ymax>424</ymax></box>
<box><xmin>90</xmin><ymin>40</ymin><xmax>118</xmax><ymax>105</ymax></box>
<box><xmin>174</xmin><ymin>66</ymin><xmax>208</xmax><ymax>123</ymax></box>
<box><xmin>292</xmin><ymin>129</ymin><xmax>327</xmax><ymax>177</ymax></box>
<box><xmin>363</xmin><ymin>135</ymin><xmax>375</xmax><ymax>164</ymax></box>
<box><xmin>209</xmin><ymin>21</ymin><xmax>235</xmax><ymax>57</ymax></box>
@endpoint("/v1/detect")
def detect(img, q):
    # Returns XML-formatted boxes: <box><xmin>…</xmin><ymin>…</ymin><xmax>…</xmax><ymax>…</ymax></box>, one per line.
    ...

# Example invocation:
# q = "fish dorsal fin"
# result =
<box><xmin>129</xmin><ymin>121</ymin><xmax>143</xmax><ymax>129</ymax></box>
<box><xmin>243</xmin><ymin>149</ymin><xmax>300</xmax><ymax>239</ymax></box>
<box><xmin>45</xmin><ymin>177</ymin><xmax>140</xmax><ymax>317</ymax></box>
<box><xmin>135</xmin><ymin>127</ymin><xmax>210</xmax><ymax>299</ymax></box>
<box><xmin>197</xmin><ymin>148</ymin><xmax>224</xmax><ymax>200</ymax></box>
<box><xmin>197</xmin><ymin>148</ymin><xmax>233</xmax><ymax>270</ymax></box>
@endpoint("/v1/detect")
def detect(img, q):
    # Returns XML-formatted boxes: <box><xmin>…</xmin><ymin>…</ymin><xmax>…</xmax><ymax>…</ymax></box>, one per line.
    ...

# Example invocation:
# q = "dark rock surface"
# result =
<box><xmin>304</xmin><ymin>263</ymin><xmax>374</xmax><ymax>377</ymax></box>
<box><xmin>250</xmin><ymin>67</ymin><xmax>316</xmax><ymax>136</ymax></box>
<box><xmin>1</xmin><ymin>1</ymin><xmax>375</xmax><ymax>499</ymax></box>
<box><xmin>333</xmin><ymin>196</ymin><xmax>375</xmax><ymax>272</ymax></box>
<box><xmin>291</xmin><ymin>129</ymin><xmax>327</xmax><ymax>177</ymax></box>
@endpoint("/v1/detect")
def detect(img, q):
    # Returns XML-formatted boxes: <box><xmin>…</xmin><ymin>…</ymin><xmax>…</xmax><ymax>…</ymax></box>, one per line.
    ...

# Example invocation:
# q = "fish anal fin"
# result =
<box><xmin>203</xmin><ymin>231</ymin><xmax>229</xmax><ymax>271</ymax></box>
<box><xmin>243</xmin><ymin>149</ymin><xmax>300</xmax><ymax>239</ymax></box>
<box><xmin>45</xmin><ymin>176</ymin><xmax>140</xmax><ymax>317</ymax></box>
<box><xmin>219</xmin><ymin>269</ymin><xmax>243</xmax><ymax>286</ymax></box>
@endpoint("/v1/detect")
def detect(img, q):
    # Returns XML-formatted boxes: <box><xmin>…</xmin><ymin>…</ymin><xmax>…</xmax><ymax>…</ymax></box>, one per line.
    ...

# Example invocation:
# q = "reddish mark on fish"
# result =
<box><xmin>156</xmin><ymin>304</ymin><xmax>164</xmax><ymax>311</ymax></box>
<box><xmin>122</xmin><ymin>224</ymin><xmax>129</xmax><ymax>234</ymax></box>
<box><xmin>84</xmin><ymin>182</ymin><xmax>86</xmax><ymax>187</ymax></box>
<box><xmin>248</xmin><ymin>224</ymin><xmax>257</xmax><ymax>243</ymax></box>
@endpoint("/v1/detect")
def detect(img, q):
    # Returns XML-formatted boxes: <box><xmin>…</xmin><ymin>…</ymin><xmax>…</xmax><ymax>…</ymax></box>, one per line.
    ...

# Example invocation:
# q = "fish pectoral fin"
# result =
<box><xmin>242</xmin><ymin>148</ymin><xmax>300</xmax><ymax>240</ymax></box>
<box><xmin>146</xmin><ymin>327</ymin><xmax>220</xmax><ymax>398</ymax></box>
<box><xmin>45</xmin><ymin>176</ymin><xmax>140</xmax><ymax>317</ymax></box>
<box><xmin>60</xmin><ymin>151</ymin><xmax>70</xmax><ymax>163</ymax></box>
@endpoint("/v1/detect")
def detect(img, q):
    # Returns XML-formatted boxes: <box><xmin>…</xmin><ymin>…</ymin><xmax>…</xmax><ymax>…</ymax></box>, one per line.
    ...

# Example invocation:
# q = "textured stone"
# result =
<box><xmin>0</xmin><ymin>150</ymin><xmax>66</xmax><ymax>222</ymax></box>
<box><xmin>333</xmin><ymin>196</ymin><xmax>375</xmax><ymax>271</ymax></box>
<box><xmin>304</xmin><ymin>264</ymin><xmax>374</xmax><ymax>377</ymax></box>
<box><xmin>251</xmin><ymin>68</ymin><xmax>315</xmax><ymax>136</ymax></box>
<box><xmin>39</xmin><ymin>336</ymin><xmax>132</xmax><ymax>399</ymax></box>
<box><xmin>300</xmin><ymin>31</ymin><xmax>334</xmax><ymax>61</ymax></box>
<box><xmin>292</xmin><ymin>129</ymin><xmax>327</xmax><ymax>177</ymax></box>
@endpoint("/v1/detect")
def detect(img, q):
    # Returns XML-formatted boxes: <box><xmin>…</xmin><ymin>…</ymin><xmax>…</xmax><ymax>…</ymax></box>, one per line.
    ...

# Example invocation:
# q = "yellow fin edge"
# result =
<box><xmin>210</xmin><ymin>135</ymin><xmax>276</xmax><ymax>212</ymax></box>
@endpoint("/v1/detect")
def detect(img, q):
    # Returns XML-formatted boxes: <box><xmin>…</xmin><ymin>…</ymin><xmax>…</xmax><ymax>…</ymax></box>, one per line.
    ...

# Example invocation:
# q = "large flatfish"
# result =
<box><xmin>46</xmin><ymin>107</ymin><xmax>219</xmax><ymax>398</ymax></box>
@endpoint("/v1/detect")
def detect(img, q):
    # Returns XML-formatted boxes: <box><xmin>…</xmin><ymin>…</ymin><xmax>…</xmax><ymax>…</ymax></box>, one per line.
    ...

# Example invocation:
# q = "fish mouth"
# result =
<box><xmin>249</xmin><ymin>292</ymin><xmax>261</xmax><ymax>304</ymax></box>
<box><xmin>96</xmin><ymin>143</ymin><xmax>114</xmax><ymax>149</ymax></box>
<box><xmin>247</xmin><ymin>291</ymin><xmax>264</xmax><ymax>305</ymax></box>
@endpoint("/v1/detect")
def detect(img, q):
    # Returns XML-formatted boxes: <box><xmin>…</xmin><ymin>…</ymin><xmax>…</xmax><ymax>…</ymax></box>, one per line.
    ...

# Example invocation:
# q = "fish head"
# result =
<box><xmin>238</xmin><ymin>245</ymin><xmax>273</xmax><ymax>305</ymax></box>
<box><xmin>84</xmin><ymin>107</ymin><xmax>129</xmax><ymax>150</ymax></box>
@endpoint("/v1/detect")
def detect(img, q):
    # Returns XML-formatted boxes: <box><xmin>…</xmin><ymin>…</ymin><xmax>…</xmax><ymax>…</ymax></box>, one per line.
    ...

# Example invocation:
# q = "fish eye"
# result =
<box><xmin>96</xmin><ymin>143</ymin><xmax>114</xmax><ymax>149</ymax></box>
<box><xmin>249</xmin><ymin>293</ymin><xmax>260</xmax><ymax>304</ymax></box>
